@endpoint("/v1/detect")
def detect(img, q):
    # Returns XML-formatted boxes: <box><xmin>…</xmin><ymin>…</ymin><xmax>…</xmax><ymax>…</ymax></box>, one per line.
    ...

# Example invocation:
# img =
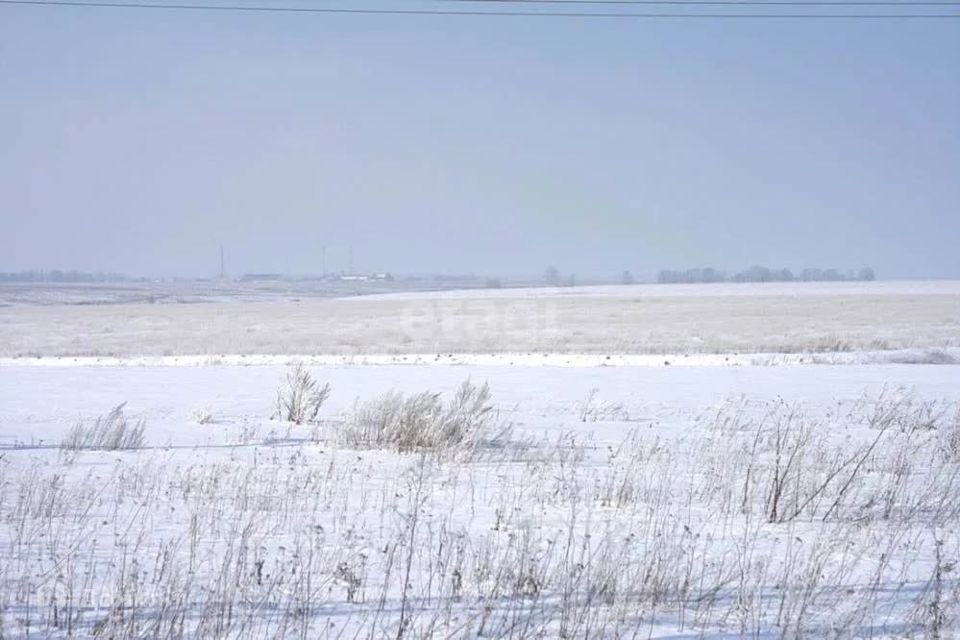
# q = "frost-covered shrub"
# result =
<box><xmin>191</xmin><ymin>408</ymin><xmax>217</xmax><ymax>425</ymax></box>
<box><xmin>942</xmin><ymin>406</ymin><xmax>960</xmax><ymax>462</ymax></box>
<box><xmin>61</xmin><ymin>403</ymin><xmax>145</xmax><ymax>451</ymax></box>
<box><xmin>863</xmin><ymin>387</ymin><xmax>948</xmax><ymax>433</ymax></box>
<box><xmin>275</xmin><ymin>363</ymin><xmax>330</xmax><ymax>425</ymax></box>
<box><xmin>341</xmin><ymin>379</ymin><xmax>504</xmax><ymax>455</ymax></box>
<box><xmin>577</xmin><ymin>387</ymin><xmax>630</xmax><ymax>422</ymax></box>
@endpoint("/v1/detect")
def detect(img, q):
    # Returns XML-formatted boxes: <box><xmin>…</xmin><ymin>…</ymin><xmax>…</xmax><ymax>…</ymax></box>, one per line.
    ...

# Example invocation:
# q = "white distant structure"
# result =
<box><xmin>336</xmin><ymin>272</ymin><xmax>393</xmax><ymax>282</ymax></box>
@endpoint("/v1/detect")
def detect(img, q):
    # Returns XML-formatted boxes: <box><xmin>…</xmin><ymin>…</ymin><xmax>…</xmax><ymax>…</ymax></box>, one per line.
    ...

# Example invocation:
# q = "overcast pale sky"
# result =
<box><xmin>1</xmin><ymin>2</ymin><xmax>958</xmax><ymax>279</ymax></box>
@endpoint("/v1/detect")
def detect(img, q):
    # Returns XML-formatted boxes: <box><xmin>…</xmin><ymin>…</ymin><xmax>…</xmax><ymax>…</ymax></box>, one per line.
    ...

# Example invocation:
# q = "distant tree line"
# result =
<box><xmin>0</xmin><ymin>270</ymin><xmax>129</xmax><ymax>283</ymax></box>
<box><xmin>657</xmin><ymin>266</ymin><xmax>876</xmax><ymax>284</ymax></box>
<box><xmin>544</xmin><ymin>266</ymin><xmax>577</xmax><ymax>287</ymax></box>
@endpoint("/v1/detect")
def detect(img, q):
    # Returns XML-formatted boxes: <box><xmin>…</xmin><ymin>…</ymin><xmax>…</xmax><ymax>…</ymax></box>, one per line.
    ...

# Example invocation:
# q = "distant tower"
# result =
<box><xmin>219</xmin><ymin>245</ymin><xmax>225</xmax><ymax>279</ymax></box>
<box><xmin>321</xmin><ymin>245</ymin><xmax>327</xmax><ymax>277</ymax></box>
<box><xmin>349</xmin><ymin>246</ymin><xmax>354</xmax><ymax>275</ymax></box>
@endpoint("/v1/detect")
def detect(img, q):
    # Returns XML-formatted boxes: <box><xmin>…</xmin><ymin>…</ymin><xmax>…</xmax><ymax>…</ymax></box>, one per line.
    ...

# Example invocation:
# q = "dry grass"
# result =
<box><xmin>60</xmin><ymin>402</ymin><xmax>145</xmax><ymax>451</ymax></box>
<box><xmin>274</xmin><ymin>362</ymin><xmax>331</xmax><ymax>425</ymax></box>
<box><xmin>3</xmin><ymin>287</ymin><xmax>959</xmax><ymax>357</ymax></box>
<box><xmin>340</xmin><ymin>379</ymin><xmax>508</xmax><ymax>457</ymax></box>
<box><xmin>4</xmin><ymin>385</ymin><xmax>959</xmax><ymax>638</ymax></box>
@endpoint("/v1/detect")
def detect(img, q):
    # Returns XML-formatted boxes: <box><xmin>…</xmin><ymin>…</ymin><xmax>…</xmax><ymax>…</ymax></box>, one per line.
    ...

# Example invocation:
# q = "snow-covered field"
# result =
<box><xmin>1</xmin><ymin>362</ymin><xmax>959</xmax><ymax>638</ymax></box>
<box><xmin>2</xmin><ymin>281</ymin><xmax>959</xmax><ymax>358</ymax></box>
<box><xmin>1</xmin><ymin>282</ymin><xmax>959</xmax><ymax>637</ymax></box>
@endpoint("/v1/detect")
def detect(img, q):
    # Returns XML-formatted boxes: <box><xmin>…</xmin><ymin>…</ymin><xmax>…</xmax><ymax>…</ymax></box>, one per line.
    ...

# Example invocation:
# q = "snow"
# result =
<box><xmin>1</xmin><ymin>362</ymin><xmax>958</xmax><ymax>637</ymax></box>
<box><xmin>347</xmin><ymin>279</ymin><xmax>960</xmax><ymax>301</ymax></box>
<box><xmin>2</xmin><ymin>280</ymin><xmax>958</xmax><ymax>358</ymax></box>
<box><xmin>3</xmin><ymin>346</ymin><xmax>959</xmax><ymax>368</ymax></box>
<box><xmin>1</xmin><ymin>281</ymin><xmax>958</xmax><ymax>637</ymax></box>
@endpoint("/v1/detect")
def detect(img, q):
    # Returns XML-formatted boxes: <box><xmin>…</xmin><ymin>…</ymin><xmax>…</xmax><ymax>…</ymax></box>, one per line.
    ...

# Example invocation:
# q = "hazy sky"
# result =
<box><xmin>1</xmin><ymin>2</ymin><xmax>958</xmax><ymax>279</ymax></box>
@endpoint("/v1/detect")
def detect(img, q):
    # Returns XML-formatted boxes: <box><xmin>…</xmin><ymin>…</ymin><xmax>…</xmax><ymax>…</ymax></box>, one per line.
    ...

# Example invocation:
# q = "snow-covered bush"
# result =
<box><xmin>577</xmin><ymin>387</ymin><xmax>630</xmax><ymax>422</ymax></box>
<box><xmin>341</xmin><ymin>379</ymin><xmax>504</xmax><ymax>455</ymax></box>
<box><xmin>942</xmin><ymin>406</ymin><xmax>960</xmax><ymax>462</ymax></box>
<box><xmin>61</xmin><ymin>403</ymin><xmax>145</xmax><ymax>451</ymax></box>
<box><xmin>275</xmin><ymin>362</ymin><xmax>330</xmax><ymax>425</ymax></box>
<box><xmin>857</xmin><ymin>387</ymin><xmax>951</xmax><ymax>434</ymax></box>
<box><xmin>191</xmin><ymin>407</ymin><xmax>217</xmax><ymax>425</ymax></box>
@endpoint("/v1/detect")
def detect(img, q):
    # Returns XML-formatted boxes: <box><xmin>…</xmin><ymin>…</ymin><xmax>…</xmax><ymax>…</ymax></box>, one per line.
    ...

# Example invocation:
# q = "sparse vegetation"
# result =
<box><xmin>275</xmin><ymin>362</ymin><xmax>330</xmax><ymax>424</ymax></box>
<box><xmin>3</xmin><ymin>373</ymin><xmax>958</xmax><ymax>638</ymax></box>
<box><xmin>60</xmin><ymin>402</ymin><xmax>145</xmax><ymax>450</ymax></box>
<box><xmin>340</xmin><ymin>379</ymin><xmax>507</xmax><ymax>456</ymax></box>
<box><xmin>942</xmin><ymin>407</ymin><xmax>960</xmax><ymax>461</ymax></box>
<box><xmin>191</xmin><ymin>407</ymin><xmax>218</xmax><ymax>424</ymax></box>
<box><xmin>7</xmin><ymin>282</ymin><xmax>958</xmax><ymax>359</ymax></box>
<box><xmin>577</xmin><ymin>386</ymin><xmax>630</xmax><ymax>422</ymax></box>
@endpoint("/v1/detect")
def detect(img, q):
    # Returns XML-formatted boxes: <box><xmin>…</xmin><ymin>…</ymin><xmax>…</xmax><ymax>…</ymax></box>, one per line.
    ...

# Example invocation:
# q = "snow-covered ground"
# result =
<box><xmin>1</xmin><ymin>362</ymin><xmax>958</xmax><ymax>638</ymax></box>
<box><xmin>3</xmin><ymin>346</ymin><xmax>960</xmax><ymax>368</ymax></box>
<box><xmin>352</xmin><ymin>279</ymin><xmax>960</xmax><ymax>301</ymax></box>
<box><xmin>2</xmin><ymin>281</ymin><xmax>958</xmax><ymax>357</ymax></box>
<box><xmin>1</xmin><ymin>281</ymin><xmax>958</xmax><ymax>636</ymax></box>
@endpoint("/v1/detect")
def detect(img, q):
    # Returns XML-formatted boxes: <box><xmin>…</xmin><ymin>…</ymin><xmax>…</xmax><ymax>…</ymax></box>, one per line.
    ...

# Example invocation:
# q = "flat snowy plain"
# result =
<box><xmin>2</xmin><ymin>280</ymin><xmax>959</xmax><ymax>358</ymax></box>
<box><xmin>1</xmin><ymin>282</ymin><xmax>959</xmax><ymax>638</ymax></box>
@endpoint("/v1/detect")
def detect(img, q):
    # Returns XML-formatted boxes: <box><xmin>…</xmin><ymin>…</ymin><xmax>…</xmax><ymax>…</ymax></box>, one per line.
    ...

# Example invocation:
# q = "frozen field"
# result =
<box><xmin>1</xmin><ymin>282</ymin><xmax>959</xmax><ymax>637</ymax></box>
<box><xmin>1</xmin><ymin>362</ymin><xmax>959</xmax><ymax>638</ymax></box>
<box><xmin>1</xmin><ymin>281</ymin><xmax>959</xmax><ymax>358</ymax></box>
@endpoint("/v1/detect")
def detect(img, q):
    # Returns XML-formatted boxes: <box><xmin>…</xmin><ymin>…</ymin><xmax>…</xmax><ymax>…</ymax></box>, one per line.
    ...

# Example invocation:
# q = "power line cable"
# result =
<box><xmin>1</xmin><ymin>0</ymin><xmax>958</xmax><ymax>17</ymax></box>
<box><xmin>428</xmin><ymin>0</ymin><xmax>960</xmax><ymax>5</ymax></box>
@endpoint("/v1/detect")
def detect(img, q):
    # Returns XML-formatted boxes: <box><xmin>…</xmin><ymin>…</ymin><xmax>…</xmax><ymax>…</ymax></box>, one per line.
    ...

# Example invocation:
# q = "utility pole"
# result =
<box><xmin>219</xmin><ymin>245</ymin><xmax>225</xmax><ymax>279</ymax></box>
<box><xmin>321</xmin><ymin>245</ymin><xmax>327</xmax><ymax>277</ymax></box>
<box><xmin>349</xmin><ymin>246</ymin><xmax>354</xmax><ymax>275</ymax></box>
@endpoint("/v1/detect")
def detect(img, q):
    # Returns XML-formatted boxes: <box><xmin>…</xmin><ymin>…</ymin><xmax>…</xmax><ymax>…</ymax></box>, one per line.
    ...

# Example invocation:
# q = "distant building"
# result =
<box><xmin>240</xmin><ymin>273</ymin><xmax>283</xmax><ymax>282</ymax></box>
<box><xmin>337</xmin><ymin>272</ymin><xmax>393</xmax><ymax>282</ymax></box>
